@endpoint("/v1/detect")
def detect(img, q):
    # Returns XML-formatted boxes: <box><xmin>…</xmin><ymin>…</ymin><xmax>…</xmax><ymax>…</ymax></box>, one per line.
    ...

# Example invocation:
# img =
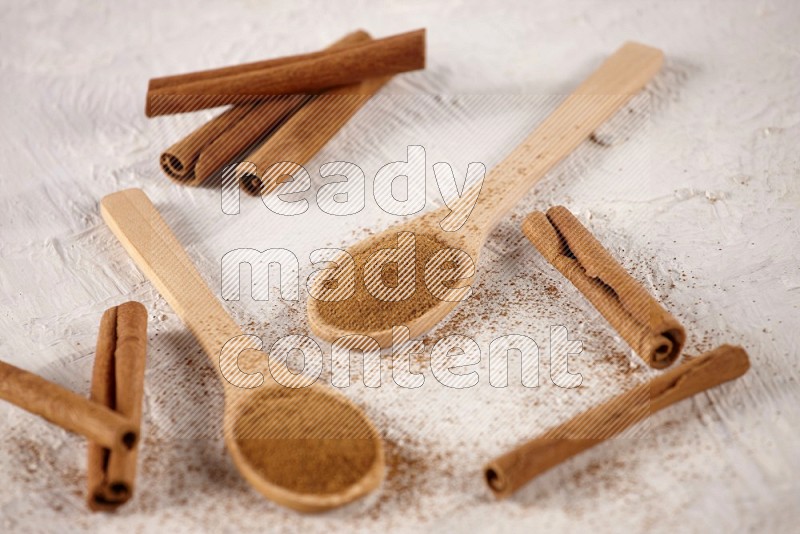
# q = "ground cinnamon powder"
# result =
<box><xmin>233</xmin><ymin>388</ymin><xmax>378</xmax><ymax>495</ymax></box>
<box><xmin>316</xmin><ymin>233</ymin><xmax>449</xmax><ymax>331</ymax></box>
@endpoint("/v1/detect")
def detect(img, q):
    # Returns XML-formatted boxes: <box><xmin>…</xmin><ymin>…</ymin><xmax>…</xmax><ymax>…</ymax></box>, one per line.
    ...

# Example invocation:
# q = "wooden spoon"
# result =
<box><xmin>101</xmin><ymin>188</ymin><xmax>384</xmax><ymax>513</ymax></box>
<box><xmin>307</xmin><ymin>41</ymin><xmax>664</xmax><ymax>348</ymax></box>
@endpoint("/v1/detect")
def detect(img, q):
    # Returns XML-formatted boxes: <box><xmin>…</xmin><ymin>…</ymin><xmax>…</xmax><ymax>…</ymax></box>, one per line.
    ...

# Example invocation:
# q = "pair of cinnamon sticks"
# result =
<box><xmin>153</xmin><ymin>29</ymin><xmax>424</xmax><ymax>195</ymax></box>
<box><xmin>87</xmin><ymin>302</ymin><xmax>148</xmax><ymax>511</ymax></box>
<box><xmin>482</xmin><ymin>207</ymin><xmax>749</xmax><ymax>498</ymax></box>
<box><xmin>0</xmin><ymin>302</ymin><xmax>147</xmax><ymax>511</ymax></box>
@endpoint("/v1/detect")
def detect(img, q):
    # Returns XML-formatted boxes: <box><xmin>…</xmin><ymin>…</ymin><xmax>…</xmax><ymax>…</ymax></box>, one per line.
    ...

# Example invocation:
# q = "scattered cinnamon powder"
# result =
<box><xmin>367</xmin><ymin>438</ymin><xmax>422</xmax><ymax>518</ymax></box>
<box><xmin>232</xmin><ymin>387</ymin><xmax>379</xmax><ymax>495</ymax></box>
<box><xmin>316</xmin><ymin>233</ymin><xmax>450</xmax><ymax>332</ymax></box>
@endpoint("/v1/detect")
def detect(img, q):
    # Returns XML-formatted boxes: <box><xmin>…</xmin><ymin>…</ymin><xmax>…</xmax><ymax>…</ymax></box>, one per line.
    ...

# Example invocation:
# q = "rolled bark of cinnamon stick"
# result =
<box><xmin>190</xmin><ymin>96</ymin><xmax>307</xmax><ymax>185</ymax></box>
<box><xmin>86</xmin><ymin>306</ymin><xmax>117</xmax><ymax>511</ymax></box>
<box><xmin>237</xmin><ymin>74</ymin><xmax>391</xmax><ymax>196</ymax></box>
<box><xmin>484</xmin><ymin>344</ymin><xmax>750</xmax><ymax>499</ymax></box>
<box><xmin>159</xmin><ymin>31</ymin><xmax>370</xmax><ymax>186</ymax></box>
<box><xmin>87</xmin><ymin>301</ymin><xmax>148</xmax><ymax>512</ymax></box>
<box><xmin>148</xmin><ymin>30</ymin><xmax>371</xmax><ymax>91</ymax></box>
<box><xmin>522</xmin><ymin>206</ymin><xmax>686</xmax><ymax>368</ymax></box>
<box><xmin>145</xmin><ymin>29</ymin><xmax>425</xmax><ymax>116</ymax></box>
<box><xmin>0</xmin><ymin>361</ymin><xmax>137</xmax><ymax>451</ymax></box>
<box><xmin>159</xmin><ymin>104</ymin><xmax>257</xmax><ymax>184</ymax></box>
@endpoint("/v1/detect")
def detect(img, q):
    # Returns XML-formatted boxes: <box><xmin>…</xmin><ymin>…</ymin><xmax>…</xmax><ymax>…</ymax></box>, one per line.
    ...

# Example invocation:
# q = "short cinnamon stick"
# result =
<box><xmin>145</xmin><ymin>28</ymin><xmax>425</xmax><ymax>116</ymax></box>
<box><xmin>159</xmin><ymin>31</ymin><xmax>370</xmax><ymax>185</ymax></box>
<box><xmin>87</xmin><ymin>301</ymin><xmax>148</xmax><ymax>512</ymax></box>
<box><xmin>0</xmin><ymin>360</ymin><xmax>137</xmax><ymax>451</ymax></box>
<box><xmin>238</xmin><ymin>73</ymin><xmax>391</xmax><ymax>196</ymax></box>
<box><xmin>522</xmin><ymin>206</ymin><xmax>686</xmax><ymax>368</ymax></box>
<box><xmin>484</xmin><ymin>344</ymin><xmax>750</xmax><ymax>499</ymax></box>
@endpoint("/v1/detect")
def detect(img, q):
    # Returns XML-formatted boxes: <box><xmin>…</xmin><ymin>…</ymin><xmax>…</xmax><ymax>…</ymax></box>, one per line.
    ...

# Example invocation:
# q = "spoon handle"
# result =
<box><xmin>469</xmin><ymin>41</ymin><xmax>664</xmax><ymax>231</ymax></box>
<box><xmin>100</xmin><ymin>189</ymin><xmax>256</xmax><ymax>383</ymax></box>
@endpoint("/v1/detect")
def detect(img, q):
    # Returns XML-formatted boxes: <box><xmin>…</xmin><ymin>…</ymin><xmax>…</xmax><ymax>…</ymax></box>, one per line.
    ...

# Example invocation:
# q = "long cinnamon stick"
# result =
<box><xmin>484</xmin><ymin>344</ymin><xmax>750</xmax><ymax>499</ymax></box>
<box><xmin>238</xmin><ymin>73</ymin><xmax>391</xmax><ymax>196</ymax></box>
<box><xmin>0</xmin><ymin>360</ymin><xmax>137</xmax><ymax>451</ymax></box>
<box><xmin>159</xmin><ymin>31</ymin><xmax>370</xmax><ymax>185</ymax></box>
<box><xmin>522</xmin><ymin>206</ymin><xmax>686</xmax><ymax>368</ymax></box>
<box><xmin>87</xmin><ymin>301</ymin><xmax>148</xmax><ymax>512</ymax></box>
<box><xmin>148</xmin><ymin>31</ymin><xmax>372</xmax><ymax>91</ymax></box>
<box><xmin>145</xmin><ymin>29</ymin><xmax>425</xmax><ymax>116</ymax></box>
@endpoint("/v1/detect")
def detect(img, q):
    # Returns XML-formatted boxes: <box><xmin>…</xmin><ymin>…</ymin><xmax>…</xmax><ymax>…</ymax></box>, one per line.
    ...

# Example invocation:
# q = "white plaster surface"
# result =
<box><xmin>0</xmin><ymin>0</ymin><xmax>798</xmax><ymax>532</ymax></box>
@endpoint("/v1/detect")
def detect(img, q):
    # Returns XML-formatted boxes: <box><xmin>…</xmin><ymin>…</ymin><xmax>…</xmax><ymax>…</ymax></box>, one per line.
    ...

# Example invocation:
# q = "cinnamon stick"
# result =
<box><xmin>190</xmin><ymin>97</ymin><xmax>308</xmax><ymax>185</ymax></box>
<box><xmin>159</xmin><ymin>104</ymin><xmax>257</xmax><ymax>184</ymax></box>
<box><xmin>148</xmin><ymin>30</ymin><xmax>372</xmax><ymax>91</ymax></box>
<box><xmin>522</xmin><ymin>206</ymin><xmax>686</xmax><ymax>368</ymax></box>
<box><xmin>484</xmin><ymin>344</ymin><xmax>750</xmax><ymax>499</ymax></box>
<box><xmin>87</xmin><ymin>301</ymin><xmax>148</xmax><ymax>511</ymax></box>
<box><xmin>145</xmin><ymin>28</ymin><xmax>425</xmax><ymax>116</ymax></box>
<box><xmin>0</xmin><ymin>360</ymin><xmax>137</xmax><ymax>451</ymax></box>
<box><xmin>86</xmin><ymin>306</ymin><xmax>117</xmax><ymax>511</ymax></box>
<box><xmin>159</xmin><ymin>31</ymin><xmax>370</xmax><ymax>185</ymax></box>
<box><xmin>238</xmin><ymin>73</ymin><xmax>391</xmax><ymax>196</ymax></box>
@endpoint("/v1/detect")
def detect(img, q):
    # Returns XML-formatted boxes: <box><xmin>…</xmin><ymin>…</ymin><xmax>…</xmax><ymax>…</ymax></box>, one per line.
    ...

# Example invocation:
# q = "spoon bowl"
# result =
<box><xmin>307</xmin><ymin>208</ymin><xmax>480</xmax><ymax>347</ymax></box>
<box><xmin>224</xmin><ymin>384</ymin><xmax>384</xmax><ymax>512</ymax></box>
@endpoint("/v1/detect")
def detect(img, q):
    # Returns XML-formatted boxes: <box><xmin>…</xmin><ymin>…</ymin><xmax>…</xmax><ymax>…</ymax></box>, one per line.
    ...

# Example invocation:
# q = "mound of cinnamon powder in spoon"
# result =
<box><xmin>316</xmin><ymin>233</ymin><xmax>450</xmax><ymax>332</ymax></box>
<box><xmin>233</xmin><ymin>387</ymin><xmax>379</xmax><ymax>495</ymax></box>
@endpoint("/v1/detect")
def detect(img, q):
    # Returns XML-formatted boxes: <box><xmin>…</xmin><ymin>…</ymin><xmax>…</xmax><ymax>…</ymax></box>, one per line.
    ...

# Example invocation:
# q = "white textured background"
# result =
<box><xmin>0</xmin><ymin>0</ymin><xmax>798</xmax><ymax>532</ymax></box>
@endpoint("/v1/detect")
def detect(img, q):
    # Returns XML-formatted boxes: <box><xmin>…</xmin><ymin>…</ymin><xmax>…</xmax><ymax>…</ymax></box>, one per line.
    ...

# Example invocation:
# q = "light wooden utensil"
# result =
<box><xmin>101</xmin><ymin>188</ymin><xmax>384</xmax><ymax>513</ymax></box>
<box><xmin>307</xmin><ymin>41</ymin><xmax>664</xmax><ymax>348</ymax></box>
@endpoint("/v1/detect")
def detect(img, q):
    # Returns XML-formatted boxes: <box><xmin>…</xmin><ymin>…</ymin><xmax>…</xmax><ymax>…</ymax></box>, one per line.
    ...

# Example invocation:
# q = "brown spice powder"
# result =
<box><xmin>233</xmin><ymin>388</ymin><xmax>379</xmax><ymax>495</ymax></box>
<box><xmin>316</xmin><ymin>233</ymin><xmax>450</xmax><ymax>332</ymax></box>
